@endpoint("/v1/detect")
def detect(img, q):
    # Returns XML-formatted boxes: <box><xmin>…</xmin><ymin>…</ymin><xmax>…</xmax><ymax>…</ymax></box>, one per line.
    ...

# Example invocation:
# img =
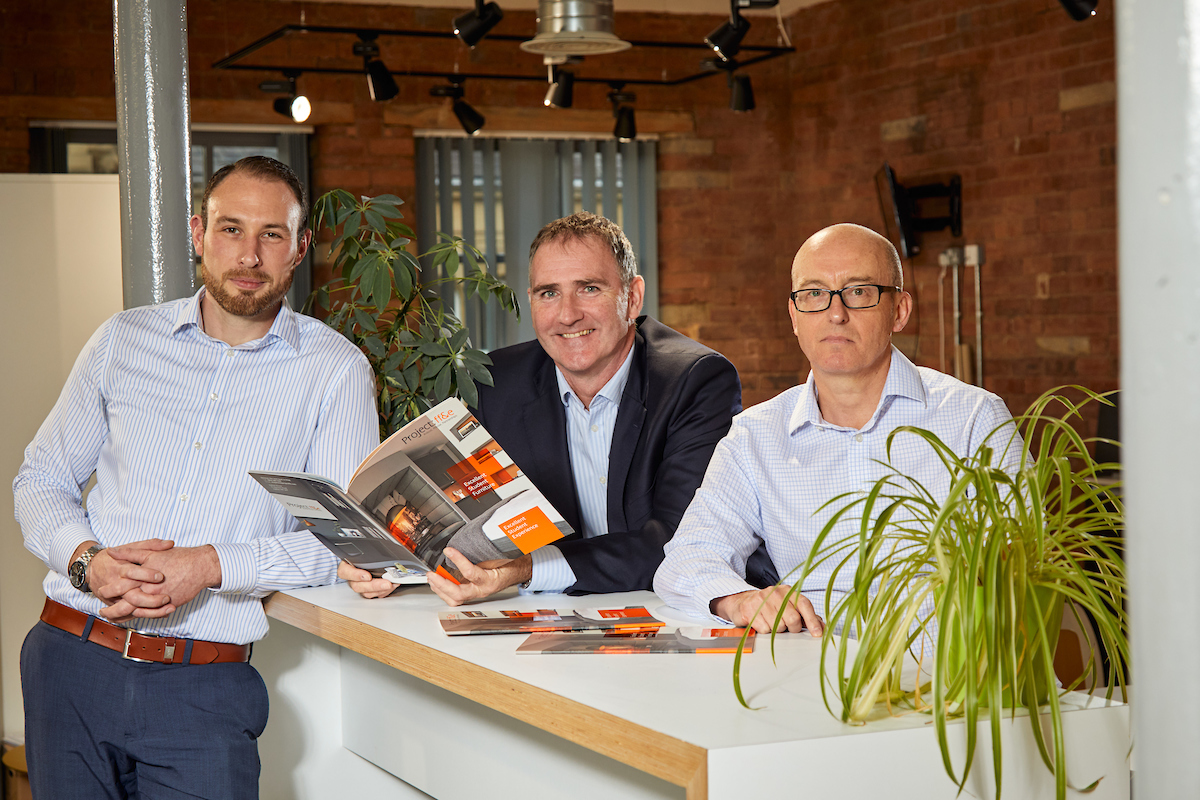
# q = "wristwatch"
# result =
<box><xmin>68</xmin><ymin>545</ymin><xmax>104</xmax><ymax>593</ymax></box>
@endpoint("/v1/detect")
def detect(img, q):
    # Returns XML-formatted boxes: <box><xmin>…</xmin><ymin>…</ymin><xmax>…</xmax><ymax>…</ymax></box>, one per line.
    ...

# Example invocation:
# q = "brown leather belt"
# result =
<box><xmin>40</xmin><ymin>598</ymin><xmax>251</xmax><ymax>665</ymax></box>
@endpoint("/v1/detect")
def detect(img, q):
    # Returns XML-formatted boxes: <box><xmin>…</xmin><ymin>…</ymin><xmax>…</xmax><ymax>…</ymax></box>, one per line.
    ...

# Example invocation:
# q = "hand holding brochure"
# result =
<box><xmin>251</xmin><ymin>398</ymin><xmax>573</xmax><ymax>582</ymax></box>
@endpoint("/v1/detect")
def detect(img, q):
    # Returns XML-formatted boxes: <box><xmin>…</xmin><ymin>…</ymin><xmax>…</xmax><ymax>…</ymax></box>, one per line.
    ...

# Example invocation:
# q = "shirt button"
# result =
<box><xmin>855</xmin><ymin>434</ymin><xmax>864</xmax><ymax>443</ymax></box>
<box><xmin>179</xmin><ymin>493</ymin><xmax>188</xmax><ymax>502</ymax></box>
<box><xmin>225</xmin><ymin>350</ymin><xmax>234</xmax><ymax>358</ymax></box>
<box><xmin>194</xmin><ymin>442</ymin><xmax>202</xmax><ymax>450</ymax></box>
<box><xmin>599</xmin><ymin>477</ymin><xmax>607</xmax><ymax>485</ymax></box>
<box><xmin>591</xmin><ymin>424</ymin><xmax>599</xmax><ymax>433</ymax></box>
<box><xmin>209</xmin><ymin>392</ymin><xmax>218</xmax><ymax>401</ymax></box>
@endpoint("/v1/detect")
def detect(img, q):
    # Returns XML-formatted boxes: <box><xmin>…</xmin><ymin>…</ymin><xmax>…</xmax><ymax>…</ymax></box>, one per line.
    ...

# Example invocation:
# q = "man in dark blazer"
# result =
<box><xmin>342</xmin><ymin>212</ymin><xmax>742</xmax><ymax>602</ymax></box>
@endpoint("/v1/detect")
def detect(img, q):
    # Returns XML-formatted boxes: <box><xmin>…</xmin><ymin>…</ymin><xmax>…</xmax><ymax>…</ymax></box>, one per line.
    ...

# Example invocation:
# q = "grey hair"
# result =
<box><xmin>528</xmin><ymin>211</ymin><xmax>638</xmax><ymax>287</ymax></box>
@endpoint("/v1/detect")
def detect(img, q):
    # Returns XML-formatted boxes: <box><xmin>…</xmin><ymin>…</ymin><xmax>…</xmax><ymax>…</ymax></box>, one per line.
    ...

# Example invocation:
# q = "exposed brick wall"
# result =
<box><xmin>1</xmin><ymin>0</ymin><xmax>1117</xmax><ymax>417</ymax></box>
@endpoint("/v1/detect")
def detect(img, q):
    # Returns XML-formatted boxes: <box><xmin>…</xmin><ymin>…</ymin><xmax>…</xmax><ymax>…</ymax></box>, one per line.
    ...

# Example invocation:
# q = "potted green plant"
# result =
<box><xmin>304</xmin><ymin>190</ymin><xmax>518</xmax><ymax>436</ymax></box>
<box><xmin>735</xmin><ymin>386</ymin><xmax>1128</xmax><ymax>800</ymax></box>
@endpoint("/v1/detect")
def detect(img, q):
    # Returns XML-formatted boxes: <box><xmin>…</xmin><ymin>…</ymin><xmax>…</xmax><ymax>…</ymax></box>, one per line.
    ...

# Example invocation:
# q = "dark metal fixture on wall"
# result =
<box><xmin>1057</xmin><ymin>0</ymin><xmax>1099</xmax><ymax>20</ymax></box>
<box><xmin>454</xmin><ymin>0</ymin><xmax>505</xmax><ymax>47</ymax></box>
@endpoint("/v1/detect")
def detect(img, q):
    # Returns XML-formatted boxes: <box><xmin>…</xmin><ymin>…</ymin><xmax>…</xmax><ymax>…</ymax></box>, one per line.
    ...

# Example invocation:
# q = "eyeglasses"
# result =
<box><xmin>789</xmin><ymin>284</ymin><xmax>900</xmax><ymax>313</ymax></box>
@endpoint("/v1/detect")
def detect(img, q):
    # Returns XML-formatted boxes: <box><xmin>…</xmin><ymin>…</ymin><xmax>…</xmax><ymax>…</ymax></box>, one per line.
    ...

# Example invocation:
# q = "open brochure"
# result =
<box><xmin>516</xmin><ymin>627</ymin><xmax>756</xmax><ymax>655</ymax></box>
<box><xmin>438</xmin><ymin>606</ymin><xmax>664</xmax><ymax>636</ymax></box>
<box><xmin>250</xmin><ymin>398</ymin><xmax>573</xmax><ymax>582</ymax></box>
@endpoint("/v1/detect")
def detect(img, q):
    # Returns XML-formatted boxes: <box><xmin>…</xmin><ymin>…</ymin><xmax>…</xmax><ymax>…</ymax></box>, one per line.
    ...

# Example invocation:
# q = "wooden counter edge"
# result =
<box><xmin>265</xmin><ymin>591</ymin><xmax>708</xmax><ymax>798</ymax></box>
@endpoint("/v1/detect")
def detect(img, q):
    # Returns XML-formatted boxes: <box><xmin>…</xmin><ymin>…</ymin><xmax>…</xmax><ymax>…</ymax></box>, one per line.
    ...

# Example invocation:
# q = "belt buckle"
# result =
<box><xmin>121</xmin><ymin>628</ymin><xmax>159</xmax><ymax>663</ymax></box>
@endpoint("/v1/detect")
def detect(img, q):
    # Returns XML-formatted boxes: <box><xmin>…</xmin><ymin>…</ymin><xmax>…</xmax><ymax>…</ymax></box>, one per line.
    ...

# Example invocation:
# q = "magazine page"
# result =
<box><xmin>252</xmin><ymin>398</ymin><xmax>573</xmax><ymax>581</ymax></box>
<box><xmin>347</xmin><ymin>398</ymin><xmax>573</xmax><ymax>567</ymax></box>
<box><xmin>248</xmin><ymin>471</ymin><xmax>430</xmax><ymax>575</ymax></box>
<box><xmin>438</xmin><ymin>606</ymin><xmax>664</xmax><ymax>636</ymax></box>
<box><xmin>515</xmin><ymin>627</ymin><xmax>756</xmax><ymax>655</ymax></box>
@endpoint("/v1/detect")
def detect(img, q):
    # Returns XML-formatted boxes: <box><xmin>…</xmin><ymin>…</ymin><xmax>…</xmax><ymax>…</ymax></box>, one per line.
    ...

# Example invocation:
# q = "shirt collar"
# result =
<box><xmin>172</xmin><ymin>288</ymin><xmax>301</xmax><ymax>353</ymax></box>
<box><xmin>789</xmin><ymin>346</ymin><xmax>927</xmax><ymax>434</ymax></box>
<box><xmin>556</xmin><ymin>341</ymin><xmax>637</xmax><ymax>409</ymax></box>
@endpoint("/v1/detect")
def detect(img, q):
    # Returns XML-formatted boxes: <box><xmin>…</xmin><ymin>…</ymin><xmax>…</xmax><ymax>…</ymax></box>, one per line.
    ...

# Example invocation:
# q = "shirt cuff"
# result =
<box><xmin>49</xmin><ymin>522</ymin><xmax>98</xmax><ymax>575</ymax></box>
<box><xmin>209</xmin><ymin>542</ymin><xmax>257</xmax><ymax>594</ymax></box>
<box><xmin>523</xmin><ymin>545</ymin><xmax>576</xmax><ymax>594</ymax></box>
<box><xmin>696</xmin><ymin>576</ymin><xmax>759</xmax><ymax>624</ymax></box>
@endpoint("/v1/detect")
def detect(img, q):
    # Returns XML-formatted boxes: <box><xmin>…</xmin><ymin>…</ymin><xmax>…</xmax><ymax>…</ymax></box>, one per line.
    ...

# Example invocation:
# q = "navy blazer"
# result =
<box><xmin>472</xmin><ymin>317</ymin><xmax>742</xmax><ymax>595</ymax></box>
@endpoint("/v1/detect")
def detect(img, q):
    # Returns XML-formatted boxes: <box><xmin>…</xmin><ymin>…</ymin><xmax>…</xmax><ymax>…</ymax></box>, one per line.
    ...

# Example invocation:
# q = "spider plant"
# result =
<box><xmin>734</xmin><ymin>386</ymin><xmax>1128</xmax><ymax>799</ymax></box>
<box><xmin>304</xmin><ymin>190</ymin><xmax>518</xmax><ymax>436</ymax></box>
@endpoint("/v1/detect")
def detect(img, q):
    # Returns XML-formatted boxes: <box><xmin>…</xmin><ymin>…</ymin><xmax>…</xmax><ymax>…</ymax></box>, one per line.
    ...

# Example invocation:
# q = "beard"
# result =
<box><xmin>200</xmin><ymin>262</ymin><xmax>294</xmax><ymax>319</ymax></box>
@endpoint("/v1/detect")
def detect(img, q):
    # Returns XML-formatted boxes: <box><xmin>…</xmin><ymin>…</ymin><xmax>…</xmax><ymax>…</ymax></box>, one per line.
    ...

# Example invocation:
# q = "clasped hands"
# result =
<box><xmin>80</xmin><ymin>539</ymin><xmax>222</xmax><ymax>623</ymax></box>
<box><xmin>338</xmin><ymin>547</ymin><xmax>532</xmax><ymax>607</ymax></box>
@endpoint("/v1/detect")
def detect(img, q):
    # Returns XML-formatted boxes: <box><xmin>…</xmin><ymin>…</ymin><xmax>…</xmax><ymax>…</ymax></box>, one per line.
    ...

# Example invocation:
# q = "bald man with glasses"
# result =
<box><xmin>654</xmin><ymin>223</ymin><xmax>1017</xmax><ymax>633</ymax></box>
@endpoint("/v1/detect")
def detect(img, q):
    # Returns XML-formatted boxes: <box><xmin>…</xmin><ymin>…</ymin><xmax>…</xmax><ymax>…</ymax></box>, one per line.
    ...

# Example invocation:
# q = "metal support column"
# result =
<box><xmin>113</xmin><ymin>0</ymin><xmax>194</xmax><ymax>308</ymax></box>
<box><xmin>1118</xmin><ymin>0</ymin><xmax>1200</xmax><ymax>795</ymax></box>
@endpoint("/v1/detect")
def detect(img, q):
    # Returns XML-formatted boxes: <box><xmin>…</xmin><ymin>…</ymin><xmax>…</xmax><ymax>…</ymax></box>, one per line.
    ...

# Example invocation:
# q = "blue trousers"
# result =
<box><xmin>21</xmin><ymin>620</ymin><xmax>269</xmax><ymax>800</ymax></box>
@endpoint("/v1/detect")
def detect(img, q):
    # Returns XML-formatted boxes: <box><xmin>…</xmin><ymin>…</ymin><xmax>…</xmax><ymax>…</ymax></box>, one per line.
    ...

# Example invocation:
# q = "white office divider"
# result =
<box><xmin>0</xmin><ymin>174</ymin><xmax>124</xmax><ymax>743</ymax></box>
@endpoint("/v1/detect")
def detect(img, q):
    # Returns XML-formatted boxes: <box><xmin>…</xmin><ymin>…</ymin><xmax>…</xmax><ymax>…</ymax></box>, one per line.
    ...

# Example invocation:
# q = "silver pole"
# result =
<box><xmin>1118</xmin><ymin>0</ymin><xmax>1200</xmax><ymax>795</ymax></box>
<box><xmin>113</xmin><ymin>0</ymin><xmax>194</xmax><ymax>309</ymax></box>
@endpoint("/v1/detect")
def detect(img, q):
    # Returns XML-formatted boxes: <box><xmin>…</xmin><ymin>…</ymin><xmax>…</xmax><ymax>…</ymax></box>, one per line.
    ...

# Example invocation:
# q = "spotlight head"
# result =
<box><xmin>454</xmin><ymin>1</ymin><xmax>504</xmax><ymax>47</ymax></box>
<box><xmin>704</xmin><ymin>14</ymin><xmax>751</xmax><ymax>62</ymax></box>
<box><xmin>1057</xmin><ymin>0</ymin><xmax>1098</xmax><ymax>20</ymax></box>
<box><xmin>613</xmin><ymin>106</ymin><xmax>636</xmax><ymax>143</ymax></box>
<box><xmin>453</xmin><ymin>99</ymin><xmax>486</xmax><ymax>135</ymax></box>
<box><xmin>729</xmin><ymin>74</ymin><xmax>755</xmax><ymax>112</ymax></box>
<box><xmin>365</xmin><ymin>59</ymin><xmax>399</xmax><ymax>102</ymax></box>
<box><xmin>544</xmin><ymin>69</ymin><xmax>574</xmax><ymax>109</ymax></box>
<box><xmin>274</xmin><ymin>95</ymin><xmax>311</xmax><ymax>123</ymax></box>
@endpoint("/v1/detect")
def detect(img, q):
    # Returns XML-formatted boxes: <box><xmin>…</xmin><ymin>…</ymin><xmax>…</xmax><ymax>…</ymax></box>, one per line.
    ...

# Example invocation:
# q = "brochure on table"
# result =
<box><xmin>251</xmin><ymin>398</ymin><xmax>573</xmax><ymax>582</ymax></box>
<box><xmin>516</xmin><ymin>627</ymin><xmax>756</xmax><ymax>655</ymax></box>
<box><xmin>439</xmin><ymin>606</ymin><xmax>665</xmax><ymax>636</ymax></box>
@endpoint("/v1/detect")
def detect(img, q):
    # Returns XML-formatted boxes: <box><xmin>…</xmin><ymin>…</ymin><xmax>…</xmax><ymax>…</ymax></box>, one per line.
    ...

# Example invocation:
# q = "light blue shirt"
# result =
<box><xmin>524</xmin><ymin>345</ymin><xmax>635</xmax><ymax>593</ymax></box>
<box><xmin>14</xmin><ymin>288</ymin><xmax>379</xmax><ymax>644</ymax></box>
<box><xmin>654</xmin><ymin>347</ymin><xmax>1018</xmax><ymax>622</ymax></box>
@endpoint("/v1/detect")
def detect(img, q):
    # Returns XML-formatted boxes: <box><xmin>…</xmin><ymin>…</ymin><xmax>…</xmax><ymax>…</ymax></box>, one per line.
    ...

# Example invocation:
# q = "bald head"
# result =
<box><xmin>791</xmin><ymin>223</ymin><xmax>903</xmax><ymax>291</ymax></box>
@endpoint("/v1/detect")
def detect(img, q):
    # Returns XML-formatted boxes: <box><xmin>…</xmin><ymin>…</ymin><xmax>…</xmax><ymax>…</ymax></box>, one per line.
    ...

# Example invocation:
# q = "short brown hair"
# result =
<box><xmin>528</xmin><ymin>211</ymin><xmax>638</xmax><ymax>287</ymax></box>
<box><xmin>200</xmin><ymin>156</ymin><xmax>308</xmax><ymax>236</ymax></box>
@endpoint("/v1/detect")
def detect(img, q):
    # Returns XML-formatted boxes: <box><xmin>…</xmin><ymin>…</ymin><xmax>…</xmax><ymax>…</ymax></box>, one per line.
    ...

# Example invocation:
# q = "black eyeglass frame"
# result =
<box><xmin>789</xmin><ymin>284</ymin><xmax>901</xmax><ymax>313</ymax></box>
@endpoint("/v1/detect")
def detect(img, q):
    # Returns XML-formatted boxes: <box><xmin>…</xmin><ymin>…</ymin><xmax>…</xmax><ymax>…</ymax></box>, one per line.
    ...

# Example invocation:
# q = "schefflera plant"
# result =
<box><xmin>305</xmin><ymin>190</ymin><xmax>518</xmax><ymax>436</ymax></box>
<box><xmin>734</xmin><ymin>386</ymin><xmax>1128</xmax><ymax>800</ymax></box>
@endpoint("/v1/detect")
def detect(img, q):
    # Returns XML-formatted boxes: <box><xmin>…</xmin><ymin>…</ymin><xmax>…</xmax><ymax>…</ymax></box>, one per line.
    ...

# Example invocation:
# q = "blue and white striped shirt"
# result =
<box><xmin>14</xmin><ymin>289</ymin><xmax>379</xmax><ymax>644</ymax></box>
<box><xmin>525</xmin><ymin>346</ymin><xmax>635</xmax><ymax>593</ymax></box>
<box><xmin>654</xmin><ymin>347</ymin><xmax>1018</xmax><ymax>622</ymax></box>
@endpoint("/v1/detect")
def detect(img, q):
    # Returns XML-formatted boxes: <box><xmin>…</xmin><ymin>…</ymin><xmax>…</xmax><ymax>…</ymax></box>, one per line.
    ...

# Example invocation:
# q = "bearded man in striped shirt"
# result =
<box><xmin>14</xmin><ymin>156</ymin><xmax>378</xmax><ymax>800</ymax></box>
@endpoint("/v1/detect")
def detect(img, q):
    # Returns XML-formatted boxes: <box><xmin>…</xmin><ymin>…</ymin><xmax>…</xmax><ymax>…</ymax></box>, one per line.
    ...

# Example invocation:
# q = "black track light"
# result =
<box><xmin>544</xmin><ymin>67</ymin><xmax>574</xmax><ymax>109</ymax></box>
<box><xmin>454</xmin><ymin>1</ymin><xmax>504</xmax><ymax>47</ymax></box>
<box><xmin>354</xmin><ymin>37</ymin><xmax>399</xmax><ymax>102</ymax></box>
<box><xmin>613</xmin><ymin>106</ymin><xmax>636</xmax><ymax>143</ymax></box>
<box><xmin>261</xmin><ymin>73</ymin><xmax>310</xmax><ymax>123</ymax></box>
<box><xmin>729</xmin><ymin>74</ymin><xmax>755</xmax><ymax>112</ymax></box>
<box><xmin>273</xmin><ymin>96</ymin><xmax>311</xmax><ymax>123</ymax></box>
<box><xmin>432</xmin><ymin>83</ymin><xmax>486</xmax><ymax>135</ymax></box>
<box><xmin>1057</xmin><ymin>0</ymin><xmax>1098</xmax><ymax>20</ymax></box>
<box><xmin>453</xmin><ymin>100</ymin><xmax>486</xmax><ymax>135</ymax></box>
<box><xmin>607</xmin><ymin>84</ymin><xmax>637</xmax><ymax>142</ymax></box>
<box><xmin>705</xmin><ymin>11</ymin><xmax>750</xmax><ymax>62</ymax></box>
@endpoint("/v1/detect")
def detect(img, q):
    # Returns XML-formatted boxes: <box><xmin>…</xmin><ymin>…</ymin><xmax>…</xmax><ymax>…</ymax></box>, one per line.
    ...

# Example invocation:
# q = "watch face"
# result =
<box><xmin>68</xmin><ymin>560</ymin><xmax>87</xmax><ymax>590</ymax></box>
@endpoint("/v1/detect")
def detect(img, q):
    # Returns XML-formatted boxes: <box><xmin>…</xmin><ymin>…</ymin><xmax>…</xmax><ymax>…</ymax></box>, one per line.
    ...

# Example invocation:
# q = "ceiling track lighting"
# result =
<box><xmin>259</xmin><ymin>71</ymin><xmax>311</xmax><ymax>123</ymax></box>
<box><xmin>544</xmin><ymin>65</ymin><xmax>575</xmax><ymax>109</ymax></box>
<box><xmin>1057</xmin><ymin>0</ymin><xmax>1098</xmax><ymax>20</ymax></box>
<box><xmin>607</xmin><ymin>83</ymin><xmax>636</xmax><ymax>142</ymax></box>
<box><xmin>454</xmin><ymin>0</ymin><xmax>504</xmax><ymax>48</ymax></box>
<box><xmin>354</xmin><ymin>36</ymin><xmax>399</xmax><ymax>102</ymax></box>
<box><xmin>431</xmin><ymin>82</ymin><xmax>486</xmax><ymax>135</ymax></box>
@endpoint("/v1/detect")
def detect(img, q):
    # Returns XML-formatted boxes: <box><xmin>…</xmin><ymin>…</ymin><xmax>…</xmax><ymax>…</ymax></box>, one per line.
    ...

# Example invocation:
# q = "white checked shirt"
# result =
<box><xmin>14</xmin><ymin>289</ymin><xmax>379</xmax><ymax>644</ymax></box>
<box><xmin>654</xmin><ymin>347</ymin><xmax>1018</xmax><ymax>623</ymax></box>
<box><xmin>524</xmin><ymin>346</ymin><xmax>635</xmax><ymax>593</ymax></box>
